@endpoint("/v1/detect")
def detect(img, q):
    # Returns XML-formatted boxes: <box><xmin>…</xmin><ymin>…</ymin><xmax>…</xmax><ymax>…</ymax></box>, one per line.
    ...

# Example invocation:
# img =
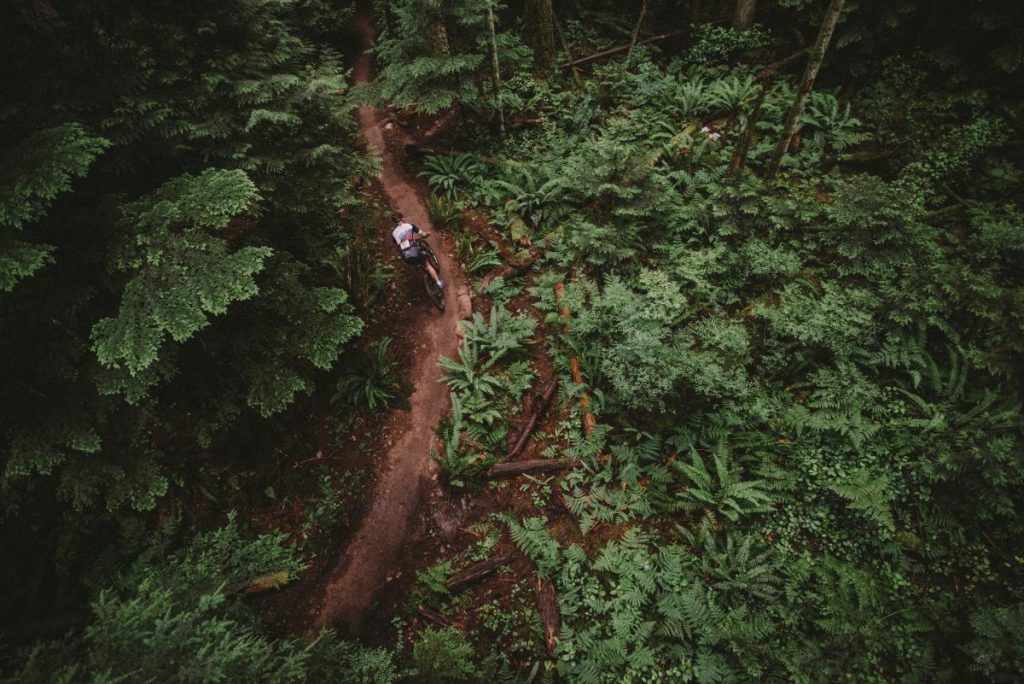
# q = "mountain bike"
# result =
<box><xmin>412</xmin><ymin>238</ymin><xmax>445</xmax><ymax>311</ymax></box>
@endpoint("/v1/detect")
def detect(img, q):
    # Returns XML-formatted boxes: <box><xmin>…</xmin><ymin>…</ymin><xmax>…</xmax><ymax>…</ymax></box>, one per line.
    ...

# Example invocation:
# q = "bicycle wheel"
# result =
<box><xmin>421</xmin><ymin>240</ymin><xmax>441</xmax><ymax>276</ymax></box>
<box><xmin>423</xmin><ymin>271</ymin><xmax>445</xmax><ymax>311</ymax></box>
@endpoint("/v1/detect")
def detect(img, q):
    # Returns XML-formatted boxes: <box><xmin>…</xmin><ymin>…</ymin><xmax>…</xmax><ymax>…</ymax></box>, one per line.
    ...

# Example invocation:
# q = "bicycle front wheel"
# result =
<box><xmin>421</xmin><ymin>241</ymin><xmax>441</xmax><ymax>276</ymax></box>
<box><xmin>423</xmin><ymin>271</ymin><xmax>445</xmax><ymax>311</ymax></box>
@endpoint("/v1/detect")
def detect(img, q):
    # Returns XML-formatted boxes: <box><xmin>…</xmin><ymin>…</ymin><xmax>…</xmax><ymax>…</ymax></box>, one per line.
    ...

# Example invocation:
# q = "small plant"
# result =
<box><xmin>675</xmin><ymin>442</ymin><xmax>773</xmax><ymax>526</ymax></box>
<box><xmin>332</xmin><ymin>337</ymin><xmax>401</xmax><ymax>411</ymax></box>
<box><xmin>467</xmin><ymin>248</ymin><xmax>503</xmax><ymax>274</ymax></box>
<box><xmin>519</xmin><ymin>474</ymin><xmax>553</xmax><ymax>510</ymax></box>
<box><xmin>427</xmin><ymin>194</ymin><xmax>465</xmax><ymax>229</ymax></box>
<box><xmin>416</xmin><ymin>559</ymin><xmax>453</xmax><ymax>609</ymax></box>
<box><xmin>420</xmin><ymin>153</ymin><xmax>483</xmax><ymax>201</ymax></box>
<box><xmin>686</xmin><ymin>24</ymin><xmax>771</xmax><ymax>67</ymax></box>
<box><xmin>478</xmin><ymin>582</ymin><xmax>544</xmax><ymax>659</ymax></box>
<box><xmin>368</xmin><ymin>263</ymin><xmax>397</xmax><ymax>303</ymax></box>
<box><xmin>412</xmin><ymin>627</ymin><xmax>478</xmax><ymax>682</ymax></box>
<box><xmin>432</xmin><ymin>395</ymin><xmax>493</xmax><ymax>487</ymax></box>
<box><xmin>302</xmin><ymin>469</ymin><xmax>367</xmax><ymax>541</ymax></box>
<box><xmin>490</xmin><ymin>167</ymin><xmax>567</xmax><ymax>228</ymax></box>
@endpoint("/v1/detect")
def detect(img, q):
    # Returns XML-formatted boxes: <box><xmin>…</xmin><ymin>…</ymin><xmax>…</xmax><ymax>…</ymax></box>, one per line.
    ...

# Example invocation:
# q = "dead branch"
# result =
<box><xmin>445</xmin><ymin>554</ymin><xmax>514</xmax><ymax>592</ymax></box>
<box><xmin>417</xmin><ymin>605</ymin><xmax>458</xmax><ymax>628</ymax></box>
<box><xmin>486</xmin><ymin>458</ymin><xmax>581</xmax><ymax>479</ymax></box>
<box><xmin>558</xmin><ymin>28</ymin><xmax>688</xmax><ymax>69</ymax></box>
<box><xmin>534</xmin><ymin>575</ymin><xmax>560</xmax><ymax>656</ymax></box>
<box><xmin>554</xmin><ymin>281</ymin><xmax>595</xmax><ymax>437</ymax></box>
<box><xmin>224</xmin><ymin>570</ymin><xmax>292</xmax><ymax>596</ymax></box>
<box><xmin>479</xmin><ymin>245</ymin><xmax>545</xmax><ymax>290</ymax></box>
<box><xmin>508</xmin><ymin>379</ymin><xmax>559</xmax><ymax>458</ymax></box>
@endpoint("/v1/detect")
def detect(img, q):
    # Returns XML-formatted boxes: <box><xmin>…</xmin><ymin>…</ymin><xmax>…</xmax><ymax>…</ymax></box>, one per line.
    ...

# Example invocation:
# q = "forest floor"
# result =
<box><xmin>305</xmin><ymin>14</ymin><xmax>473</xmax><ymax>636</ymax></box>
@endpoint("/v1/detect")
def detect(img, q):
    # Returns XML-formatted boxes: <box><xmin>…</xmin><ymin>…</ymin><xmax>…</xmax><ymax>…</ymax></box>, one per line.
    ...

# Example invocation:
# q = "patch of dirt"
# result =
<box><xmin>304</xmin><ymin>13</ymin><xmax>470</xmax><ymax>637</ymax></box>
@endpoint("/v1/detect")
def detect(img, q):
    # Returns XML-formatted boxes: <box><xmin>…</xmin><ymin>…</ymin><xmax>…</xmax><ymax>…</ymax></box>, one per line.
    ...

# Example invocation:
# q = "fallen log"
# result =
<box><xmin>445</xmin><ymin>554</ymin><xmax>514</xmax><ymax>593</ymax></box>
<box><xmin>479</xmin><ymin>245</ymin><xmax>545</xmax><ymax>290</ymax></box>
<box><xmin>558</xmin><ymin>28</ymin><xmax>688</xmax><ymax>69</ymax></box>
<box><xmin>534</xmin><ymin>575</ymin><xmax>560</xmax><ymax>656</ymax></box>
<box><xmin>417</xmin><ymin>605</ymin><xmax>457</xmax><ymax>628</ymax></box>
<box><xmin>554</xmin><ymin>281</ymin><xmax>595</xmax><ymax>437</ymax></box>
<box><xmin>764</xmin><ymin>46</ymin><xmax>809</xmax><ymax>72</ymax></box>
<box><xmin>224</xmin><ymin>570</ymin><xmax>292</xmax><ymax>596</ymax></box>
<box><xmin>507</xmin><ymin>379</ymin><xmax>559</xmax><ymax>458</ymax></box>
<box><xmin>486</xmin><ymin>458</ymin><xmax>580</xmax><ymax>479</ymax></box>
<box><xmin>403</xmin><ymin>143</ymin><xmax>443</xmax><ymax>157</ymax></box>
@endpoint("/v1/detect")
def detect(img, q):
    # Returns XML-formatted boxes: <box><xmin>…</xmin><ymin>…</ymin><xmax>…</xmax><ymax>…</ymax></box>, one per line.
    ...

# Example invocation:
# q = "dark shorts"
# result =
<box><xmin>401</xmin><ymin>245</ymin><xmax>424</xmax><ymax>265</ymax></box>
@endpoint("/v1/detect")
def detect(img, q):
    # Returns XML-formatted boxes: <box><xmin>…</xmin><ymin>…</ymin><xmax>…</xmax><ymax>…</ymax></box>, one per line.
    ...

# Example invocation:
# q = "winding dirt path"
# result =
<box><xmin>310</xmin><ymin>15</ymin><xmax>463</xmax><ymax>635</ymax></box>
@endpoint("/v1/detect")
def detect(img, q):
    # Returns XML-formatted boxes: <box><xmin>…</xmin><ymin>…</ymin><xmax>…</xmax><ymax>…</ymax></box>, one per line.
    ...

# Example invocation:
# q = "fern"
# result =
<box><xmin>420</xmin><ymin>153</ymin><xmax>484</xmax><ymax>201</ymax></box>
<box><xmin>827</xmin><ymin>468</ymin><xmax>896</xmax><ymax>532</ymax></box>
<box><xmin>505</xmin><ymin>516</ymin><xmax>561</xmax><ymax>578</ymax></box>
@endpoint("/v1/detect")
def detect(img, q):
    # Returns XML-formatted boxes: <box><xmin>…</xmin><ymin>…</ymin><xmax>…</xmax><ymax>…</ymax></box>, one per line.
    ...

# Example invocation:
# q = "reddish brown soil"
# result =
<box><xmin>307</xmin><ymin>14</ymin><xmax>470</xmax><ymax>636</ymax></box>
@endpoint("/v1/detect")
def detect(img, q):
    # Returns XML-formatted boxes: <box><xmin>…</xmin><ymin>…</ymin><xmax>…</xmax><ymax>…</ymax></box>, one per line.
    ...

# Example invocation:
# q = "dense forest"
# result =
<box><xmin>2</xmin><ymin>0</ymin><xmax>1023</xmax><ymax>681</ymax></box>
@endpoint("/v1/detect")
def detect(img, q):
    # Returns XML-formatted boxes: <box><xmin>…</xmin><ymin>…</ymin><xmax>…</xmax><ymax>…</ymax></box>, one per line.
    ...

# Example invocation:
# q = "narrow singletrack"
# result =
<box><xmin>310</xmin><ymin>15</ymin><xmax>462</xmax><ymax>635</ymax></box>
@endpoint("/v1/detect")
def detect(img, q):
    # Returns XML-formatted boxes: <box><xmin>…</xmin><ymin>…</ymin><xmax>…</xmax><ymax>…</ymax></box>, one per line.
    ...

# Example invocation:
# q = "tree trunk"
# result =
<box><xmin>524</xmin><ymin>0</ymin><xmax>558</xmax><ymax>74</ymax></box>
<box><xmin>419</xmin><ymin>0</ymin><xmax>451</xmax><ymax>57</ymax></box>
<box><xmin>766</xmin><ymin>0</ymin><xmax>846</xmax><ymax>179</ymax></box>
<box><xmin>727</xmin><ymin>86</ymin><xmax>765</xmax><ymax>178</ymax></box>
<box><xmin>689</xmin><ymin>0</ymin><xmax>703</xmax><ymax>25</ymax></box>
<box><xmin>486</xmin><ymin>0</ymin><xmax>506</xmax><ymax>137</ymax></box>
<box><xmin>552</xmin><ymin>9</ymin><xmax>584</xmax><ymax>86</ymax></box>
<box><xmin>627</xmin><ymin>0</ymin><xmax>648</xmax><ymax>58</ymax></box>
<box><xmin>732</xmin><ymin>0</ymin><xmax>757</xmax><ymax>30</ymax></box>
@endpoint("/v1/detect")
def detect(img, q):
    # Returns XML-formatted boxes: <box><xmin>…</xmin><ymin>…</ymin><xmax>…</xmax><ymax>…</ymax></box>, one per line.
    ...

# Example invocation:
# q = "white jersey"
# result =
<box><xmin>392</xmin><ymin>222</ymin><xmax>416</xmax><ymax>248</ymax></box>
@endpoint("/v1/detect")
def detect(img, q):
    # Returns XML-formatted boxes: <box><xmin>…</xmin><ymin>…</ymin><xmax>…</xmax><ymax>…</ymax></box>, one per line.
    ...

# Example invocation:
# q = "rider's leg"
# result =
<box><xmin>425</xmin><ymin>262</ymin><xmax>442</xmax><ymax>285</ymax></box>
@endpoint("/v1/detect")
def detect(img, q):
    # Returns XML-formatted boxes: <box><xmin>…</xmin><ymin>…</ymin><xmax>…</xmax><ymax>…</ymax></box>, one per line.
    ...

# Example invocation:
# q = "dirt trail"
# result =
<box><xmin>311</xmin><ymin>15</ymin><xmax>463</xmax><ymax>635</ymax></box>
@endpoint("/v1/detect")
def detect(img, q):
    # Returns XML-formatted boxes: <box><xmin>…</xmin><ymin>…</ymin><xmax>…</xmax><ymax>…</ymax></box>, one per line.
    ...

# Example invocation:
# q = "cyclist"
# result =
<box><xmin>392</xmin><ymin>212</ymin><xmax>443</xmax><ymax>289</ymax></box>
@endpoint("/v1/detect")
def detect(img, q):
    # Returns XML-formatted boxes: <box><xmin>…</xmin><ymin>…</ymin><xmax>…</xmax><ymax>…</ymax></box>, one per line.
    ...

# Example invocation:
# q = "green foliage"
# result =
<box><xmin>0</xmin><ymin>124</ymin><xmax>110</xmax><ymax>292</ymax></box>
<box><xmin>417</xmin><ymin>559</ymin><xmax>453</xmax><ymax>598</ymax></box>
<box><xmin>564</xmin><ymin>431</ymin><xmax>673</xmax><ymax>533</ymax></box>
<box><xmin>685</xmin><ymin>24</ymin><xmax>771</xmax><ymax>67</ymax></box>
<box><xmin>412</xmin><ymin>627</ymin><xmax>478</xmax><ymax>682</ymax></box>
<box><xmin>420</xmin><ymin>153</ymin><xmax>484</xmax><ymax>201</ymax></box>
<box><xmin>490</xmin><ymin>167</ymin><xmax>567</xmax><ymax>229</ymax></box>
<box><xmin>369</xmin><ymin>0</ymin><xmax>482</xmax><ymax>113</ymax></box>
<box><xmin>436</xmin><ymin>8</ymin><xmax>1024</xmax><ymax>677</ymax></box>
<box><xmin>826</xmin><ymin>467</ymin><xmax>895</xmax><ymax>531</ymax></box>
<box><xmin>676</xmin><ymin>442</ymin><xmax>773</xmax><ymax>525</ymax></box>
<box><xmin>91</xmin><ymin>169</ymin><xmax>270</xmax><ymax>376</ymax></box>
<box><xmin>427</xmin><ymin>194</ymin><xmax>466</xmax><ymax>230</ymax></box>
<box><xmin>3</xmin><ymin>516</ymin><xmax>398</xmax><ymax>683</ymax></box>
<box><xmin>5</xmin><ymin>0</ymin><xmax>1024</xmax><ymax>679</ymax></box>
<box><xmin>964</xmin><ymin>603</ymin><xmax>1024</xmax><ymax>682</ymax></box>
<box><xmin>431</xmin><ymin>394</ymin><xmax>490</xmax><ymax>487</ymax></box>
<box><xmin>333</xmin><ymin>337</ymin><xmax>401</xmax><ymax>411</ymax></box>
<box><xmin>505</xmin><ymin>515</ymin><xmax>561</xmax><ymax>579</ymax></box>
<box><xmin>0</xmin><ymin>0</ymin><xmax>368</xmax><ymax>632</ymax></box>
<box><xmin>438</xmin><ymin>306</ymin><xmax>536</xmax><ymax>472</ymax></box>
<box><xmin>0</xmin><ymin>124</ymin><xmax>110</xmax><ymax>232</ymax></box>
<box><xmin>302</xmin><ymin>469</ymin><xmax>368</xmax><ymax>540</ymax></box>
<box><xmin>801</xmin><ymin>91</ymin><xmax>869</xmax><ymax>159</ymax></box>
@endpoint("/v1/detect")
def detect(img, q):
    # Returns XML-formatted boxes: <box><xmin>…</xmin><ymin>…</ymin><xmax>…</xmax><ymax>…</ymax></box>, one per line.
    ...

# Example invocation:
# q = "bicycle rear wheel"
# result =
<box><xmin>417</xmin><ymin>240</ymin><xmax>444</xmax><ymax>311</ymax></box>
<box><xmin>423</xmin><ymin>271</ymin><xmax>445</xmax><ymax>311</ymax></box>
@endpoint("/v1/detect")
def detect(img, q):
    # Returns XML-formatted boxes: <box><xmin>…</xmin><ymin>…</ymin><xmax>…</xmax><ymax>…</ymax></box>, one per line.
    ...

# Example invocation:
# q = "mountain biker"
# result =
<box><xmin>392</xmin><ymin>212</ymin><xmax>443</xmax><ymax>289</ymax></box>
